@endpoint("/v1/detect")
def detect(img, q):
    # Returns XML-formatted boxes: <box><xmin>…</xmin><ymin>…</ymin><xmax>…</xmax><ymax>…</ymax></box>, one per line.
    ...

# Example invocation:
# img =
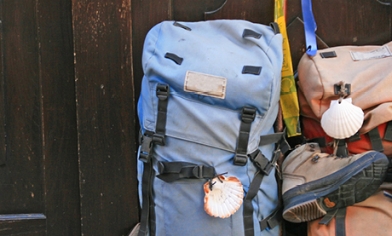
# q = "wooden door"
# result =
<box><xmin>0</xmin><ymin>0</ymin><xmax>138</xmax><ymax>235</ymax></box>
<box><xmin>0</xmin><ymin>0</ymin><xmax>80</xmax><ymax>235</ymax></box>
<box><xmin>0</xmin><ymin>0</ymin><xmax>391</xmax><ymax>235</ymax></box>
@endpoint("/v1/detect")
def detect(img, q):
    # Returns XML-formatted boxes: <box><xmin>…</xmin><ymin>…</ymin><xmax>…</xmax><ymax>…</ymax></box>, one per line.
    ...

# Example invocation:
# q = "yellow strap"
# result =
<box><xmin>274</xmin><ymin>0</ymin><xmax>301</xmax><ymax>137</ymax></box>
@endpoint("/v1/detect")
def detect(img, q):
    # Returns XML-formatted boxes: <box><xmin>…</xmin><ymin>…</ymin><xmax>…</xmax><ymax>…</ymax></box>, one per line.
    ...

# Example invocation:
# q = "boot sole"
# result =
<box><xmin>282</xmin><ymin>151</ymin><xmax>389</xmax><ymax>223</ymax></box>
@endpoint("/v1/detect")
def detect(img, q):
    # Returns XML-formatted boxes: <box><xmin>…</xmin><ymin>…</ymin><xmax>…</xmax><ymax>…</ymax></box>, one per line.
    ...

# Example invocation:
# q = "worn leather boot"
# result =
<box><xmin>282</xmin><ymin>143</ymin><xmax>389</xmax><ymax>223</ymax></box>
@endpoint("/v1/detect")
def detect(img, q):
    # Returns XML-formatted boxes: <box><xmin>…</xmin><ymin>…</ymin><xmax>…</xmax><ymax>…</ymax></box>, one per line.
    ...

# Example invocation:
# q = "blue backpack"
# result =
<box><xmin>137</xmin><ymin>20</ymin><xmax>286</xmax><ymax>236</ymax></box>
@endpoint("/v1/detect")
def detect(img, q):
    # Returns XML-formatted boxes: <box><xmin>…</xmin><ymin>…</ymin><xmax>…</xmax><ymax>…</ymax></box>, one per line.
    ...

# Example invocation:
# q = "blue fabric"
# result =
<box><xmin>301</xmin><ymin>0</ymin><xmax>318</xmax><ymax>56</ymax></box>
<box><xmin>137</xmin><ymin>20</ymin><xmax>283</xmax><ymax>236</ymax></box>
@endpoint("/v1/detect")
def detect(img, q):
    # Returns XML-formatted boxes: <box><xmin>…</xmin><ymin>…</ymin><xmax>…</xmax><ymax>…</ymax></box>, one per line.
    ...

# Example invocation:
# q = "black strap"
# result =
<box><xmin>138</xmin><ymin>134</ymin><xmax>160</xmax><ymax>236</ymax></box>
<box><xmin>138</xmin><ymin>136</ymin><xmax>155</xmax><ymax>236</ymax></box>
<box><xmin>335</xmin><ymin>208</ymin><xmax>347</xmax><ymax>236</ymax></box>
<box><xmin>243</xmin><ymin>149</ymin><xmax>281</xmax><ymax>236</ymax></box>
<box><xmin>259</xmin><ymin>206</ymin><xmax>282</xmax><ymax>231</ymax></box>
<box><xmin>308</xmin><ymin>137</ymin><xmax>327</xmax><ymax>148</ymax></box>
<box><xmin>153</xmin><ymin>84</ymin><xmax>169</xmax><ymax>145</ymax></box>
<box><xmin>319</xmin><ymin>208</ymin><xmax>339</xmax><ymax>225</ymax></box>
<box><xmin>335</xmin><ymin>139</ymin><xmax>348</xmax><ymax>157</ymax></box>
<box><xmin>319</xmin><ymin>208</ymin><xmax>347</xmax><ymax>236</ymax></box>
<box><xmin>157</xmin><ymin>161</ymin><xmax>216</xmax><ymax>182</ymax></box>
<box><xmin>368</xmin><ymin>127</ymin><xmax>384</xmax><ymax>152</ymax></box>
<box><xmin>348</xmin><ymin>132</ymin><xmax>361</xmax><ymax>142</ymax></box>
<box><xmin>259</xmin><ymin>132</ymin><xmax>284</xmax><ymax>146</ymax></box>
<box><xmin>234</xmin><ymin>107</ymin><xmax>256</xmax><ymax>166</ymax></box>
<box><xmin>384</xmin><ymin>121</ymin><xmax>392</xmax><ymax>141</ymax></box>
<box><xmin>243</xmin><ymin>169</ymin><xmax>264</xmax><ymax>236</ymax></box>
<box><xmin>259</xmin><ymin>131</ymin><xmax>291</xmax><ymax>157</ymax></box>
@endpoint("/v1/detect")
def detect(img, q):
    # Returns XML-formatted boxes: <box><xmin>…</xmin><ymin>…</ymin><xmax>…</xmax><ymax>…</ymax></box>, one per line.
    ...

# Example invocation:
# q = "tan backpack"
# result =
<box><xmin>297</xmin><ymin>41</ymin><xmax>392</xmax><ymax>157</ymax></box>
<box><xmin>308</xmin><ymin>183</ymin><xmax>392</xmax><ymax>236</ymax></box>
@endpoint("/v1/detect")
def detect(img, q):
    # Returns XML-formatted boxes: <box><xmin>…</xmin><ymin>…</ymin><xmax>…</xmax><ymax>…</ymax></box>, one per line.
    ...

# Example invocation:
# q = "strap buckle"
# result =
<box><xmin>157</xmin><ymin>161</ymin><xmax>216</xmax><ymax>182</ymax></box>
<box><xmin>156</xmin><ymin>84</ymin><xmax>169</xmax><ymax>100</ymax></box>
<box><xmin>250</xmin><ymin>150</ymin><xmax>274</xmax><ymax>175</ymax></box>
<box><xmin>234</xmin><ymin>154</ymin><xmax>248</xmax><ymax>166</ymax></box>
<box><xmin>192</xmin><ymin>165</ymin><xmax>207</xmax><ymax>179</ymax></box>
<box><xmin>139</xmin><ymin>135</ymin><xmax>153</xmax><ymax>163</ymax></box>
<box><xmin>241</xmin><ymin>107</ymin><xmax>256</xmax><ymax>123</ymax></box>
<box><xmin>152</xmin><ymin>133</ymin><xmax>165</xmax><ymax>146</ymax></box>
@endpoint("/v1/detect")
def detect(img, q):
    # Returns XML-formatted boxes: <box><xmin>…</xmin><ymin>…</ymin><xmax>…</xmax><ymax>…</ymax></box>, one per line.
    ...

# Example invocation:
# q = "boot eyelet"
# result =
<box><xmin>311</xmin><ymin>155</ymin><xmax>320</xmax><ymax>163</ymax></box>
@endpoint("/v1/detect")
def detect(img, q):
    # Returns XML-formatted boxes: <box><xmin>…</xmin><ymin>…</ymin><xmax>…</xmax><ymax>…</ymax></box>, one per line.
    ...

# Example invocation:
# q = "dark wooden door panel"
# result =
<box><xmin>72</xmin><ymin>0</ymin><xmax>138</xmax><ymax>235</ymax></box>
<box><xmin>0</xmin><ymin>214</ymin><xmax>46</xmax><ymax>236</ymax></box>
<box><xmin>0</xmin><ymin>0</ymin><xmax>44</xmax><ymax>212</ymax></box>
<box><xmin>0</xmin><ymin>0</ymin><xmax>6</xmax><ymax>169</ymax></box>
<box><xmin>37</xmin><ymin>0</ymin><xmax>81</xmax><ymax>234</ymax></box>
<box><xmin>0</xmin><ymin>0</ymin><xmax>80</xmax><ymax>235</ymax></box>
<box><xmin>0</xmin><ymin>1</ymin><xmax>47</xmax><ymax>234</ymax></box>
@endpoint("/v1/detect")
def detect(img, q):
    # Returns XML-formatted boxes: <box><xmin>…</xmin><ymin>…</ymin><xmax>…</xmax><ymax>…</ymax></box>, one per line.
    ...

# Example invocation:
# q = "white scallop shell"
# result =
<box><xmin>203</xmin><ymin>175</ymin><xmax>244</xmax><ymax>218</ymax></box>
<box><xmin>321</xmin><ymin>98</ymin><xmax>364</xmax><ymax>139</ymax></box>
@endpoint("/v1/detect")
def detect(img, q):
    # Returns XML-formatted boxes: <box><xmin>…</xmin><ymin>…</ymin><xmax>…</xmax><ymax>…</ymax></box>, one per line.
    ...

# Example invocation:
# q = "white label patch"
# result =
<box><xmin>184</xmin><ymin>71</ymin><xmax>227</xmax><ymax>99</ymax></box>
<box><xmin>350</xmin><ymin>45</ymin><xmax>392</xmax><ymax>61</ymax></box>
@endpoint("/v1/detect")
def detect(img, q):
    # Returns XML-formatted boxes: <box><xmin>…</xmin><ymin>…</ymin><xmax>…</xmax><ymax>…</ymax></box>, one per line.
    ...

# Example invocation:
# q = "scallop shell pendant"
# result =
<box><xmin>321</xmin><ymin>98</ymin><xmax>364</xmax><ymax>139</ymax></box>
<box><xmin>203</xmin><ymin>175</ymin><xmax>243</xmax><ymax>218</ymax></box>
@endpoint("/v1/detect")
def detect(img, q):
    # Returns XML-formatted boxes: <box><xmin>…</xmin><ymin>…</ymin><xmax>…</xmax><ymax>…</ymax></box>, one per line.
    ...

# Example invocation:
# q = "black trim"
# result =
<box><xmin>173</xmin><ymin>21</ymin><xmax>191</xmax><ymax>31</ymax></box>
<box><xmin>269</xmin><ymin>22</ymin><xmax>280</xmax><ymax>34</ymax></box>
<box><xmin>242</xmin><ymin>66</ymin><xmax>262</xmax><ymax>75</ymax></box>
<box><xmin>164</xmin><ymin>52</ymin><xmax>183</xmax><ymax>65</ymax></box>
<box><xmin>320</xmin><ymin>51</ymin><xmax>337</xmax><ymax>58</ymax></box>
<box><xmin>242</xmin><ymin>29</ymin><xmax>262</xmax><ymax>39</ymax></box>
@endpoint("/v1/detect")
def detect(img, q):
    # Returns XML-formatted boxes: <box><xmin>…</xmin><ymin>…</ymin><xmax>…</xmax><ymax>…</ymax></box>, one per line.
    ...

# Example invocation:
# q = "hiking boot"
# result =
<box><xmin>282</xmin><ymin>143</ymin><xmax>389</xmax><ymax>223</ymax></box>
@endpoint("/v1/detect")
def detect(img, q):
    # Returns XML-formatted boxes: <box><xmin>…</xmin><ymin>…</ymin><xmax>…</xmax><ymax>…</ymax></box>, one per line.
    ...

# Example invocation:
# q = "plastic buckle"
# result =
<box><xmin>233</xmin><ymin>154</ymin><xmax>248</xmax><ymax>166</ymax></box>
<box><xmin>152</xmin><ymin>133</ymin><xmax>165</xmax><ymax>146</ymax></box>
<box><xmin>156</xmin><ymin>84</ymin><xmax>169</xmax><ymax>100</ymax></box>
<box><xmin>334</xmin><ymin>83</ymin><xmax>351</xmax><ymax>96</ymax></box>
<box><xmin>252</xmin><ymin>151</ymin><xmax>273</xmax><ymax>175</ymax></box>
<box><xmin>139</xmin><ymin>135</ymin><xmax>153</xmax><ymax>163</ymax></box>
<box><xmin>260</xmin><ymin>161</ymin><xmax>273</xmax><ymax>176</ymax></box>
<box><xmin>241</xmin><ymin>107</ymin><xmax>256</xmax><ymax>123</ymax></box>
<box><xmin>192</xmin><ymin>165</ymin><xmax>204</xmax><ymax>179</ymax></box>
<box><xmin>139</xmin><ymin>152</ymin><xmax>150</xmax><ymax>163</ymax></box>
